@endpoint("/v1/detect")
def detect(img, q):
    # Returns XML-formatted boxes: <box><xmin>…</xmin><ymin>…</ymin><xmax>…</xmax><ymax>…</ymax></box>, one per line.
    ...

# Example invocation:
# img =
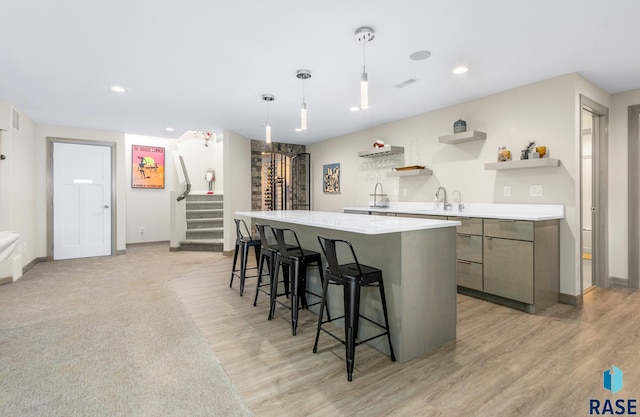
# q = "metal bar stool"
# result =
<box><xmin>315</xmin><ymin>235</ymin><xmax>396</xmax><ymax>381</ymax></box>
<box><xmin>229</xmin><ymin>218</ymin><xmax>261</xmax><ymax>296</ymax></box>
<box><xmin>270</xmin><ymin>227</ymin><xmax>328</xmax><ymax>335</ymax></box>
<box><xmin>253</xmin><ymin>223</ymin><xmax>290</xmax><ymax>307</ymax></box>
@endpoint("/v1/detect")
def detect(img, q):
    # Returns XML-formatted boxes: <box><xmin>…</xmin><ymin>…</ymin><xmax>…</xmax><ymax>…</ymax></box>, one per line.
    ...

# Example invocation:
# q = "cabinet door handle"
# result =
<box><xmin>498</xmin><ymin>219</ymin><xmax>516</xmax><ymax>223</ymax></box>
<box><xmin>457</xmin><ymin>260</ymin><xmax>472</xmax><ymax>264</ymax></box>
<box><xmin>486</xmin><ymin>236</ymin><xmax>493</xmax><ymax>240</ymax></box>
<box><xmin>458</xmin><ymin>234</ymin><xmax>472</xmax><ymax>238</ymax></box>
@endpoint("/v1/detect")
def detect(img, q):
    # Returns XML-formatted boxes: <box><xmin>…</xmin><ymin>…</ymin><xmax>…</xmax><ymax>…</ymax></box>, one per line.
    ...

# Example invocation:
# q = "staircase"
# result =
<box><xmin>179</xmin><ymin>194</ymin><xmax>224</xmax><ymax>252</ymax></box>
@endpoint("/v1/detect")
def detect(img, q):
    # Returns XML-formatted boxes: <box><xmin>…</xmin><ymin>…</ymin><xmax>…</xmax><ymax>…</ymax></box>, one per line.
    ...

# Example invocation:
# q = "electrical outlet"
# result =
<box><xmin>529</xmin><ymin>185</ymin><xmax>543</xmax><ymax>197</ymax></box>
<box><xmin>503</xmin><ymin>186</ymin><xmax>511</xmax><ymax>197</ymax></box>
<box><xmin>140</xmin><ymin>227</ymin><xmax>145</xmax><ymax>235</ymax></box>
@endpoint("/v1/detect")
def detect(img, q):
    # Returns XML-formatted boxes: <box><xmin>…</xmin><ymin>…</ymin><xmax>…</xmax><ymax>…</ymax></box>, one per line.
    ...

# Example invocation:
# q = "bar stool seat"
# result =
<box><xmin>271</xmin><ymin>227</ymin><xmax>328</xmax><ymax>335</ymax></box>
<box><xmin>314</xmin><ymin>235</ymin><xmax>396</xmax><ymax>381</ymax></box>
<box><xmin>229</xmin><ymin>218</ymin><xmax>261</xmax><ymax>296</ymax></box>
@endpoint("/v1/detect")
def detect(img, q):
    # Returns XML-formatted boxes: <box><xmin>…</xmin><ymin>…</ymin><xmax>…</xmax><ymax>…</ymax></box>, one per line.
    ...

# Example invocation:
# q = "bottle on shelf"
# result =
<box><xmin>497</xmin><ymin>146</ymin><xmax>511</xmax><ymax>162</ymax></box>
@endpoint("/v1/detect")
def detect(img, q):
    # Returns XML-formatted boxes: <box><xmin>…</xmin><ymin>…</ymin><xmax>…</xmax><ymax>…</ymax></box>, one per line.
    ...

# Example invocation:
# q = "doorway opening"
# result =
<box><xmin>580</xmin><ymin>96</ymin><xmax>609</xmax><ymax>293</ymax></box>
<box><xmin>581</xmin><ymin>110</ymin><xmax>594</xmax><ymax>293</ymax></box>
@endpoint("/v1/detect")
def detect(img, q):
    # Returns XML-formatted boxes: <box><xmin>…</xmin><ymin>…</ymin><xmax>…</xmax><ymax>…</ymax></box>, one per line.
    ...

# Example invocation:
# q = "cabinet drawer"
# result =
<box><xmin>456</xmin><ymin>234</ymin><xmax>483</xmax><ymax>263</ymax></box>
<box><xmin>483</xmin><ymin>237</ymin><xmax>533</xmax><ymax>304</ymax></box>
<box><xmin>371</xmin><ymin>211</ymin><xmax>396</xmax><ymax>216</ymax></box>
<box><xmin>396</xmin><ymin>213</ymin><xmax>443</xmax><ymax>220</ymax></box>
<box><xmin>483</xmin><ymin>219</ymin><xmax>533</xmax><ymax>241</ymax></box>
<box><xmin>456</xmin><ymin>260</ymin><xmax>483</xmax><ymax>291</ymax></box>
<box><xmin>449</xmin><ymin>217</ymin><xmax>483</xmax><ymax>235</ymax></box>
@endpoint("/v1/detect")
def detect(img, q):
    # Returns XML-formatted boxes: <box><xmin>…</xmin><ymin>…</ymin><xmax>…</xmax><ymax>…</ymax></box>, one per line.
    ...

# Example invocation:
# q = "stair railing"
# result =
<box><xmin>176</xmin><ymin>155</ymin><xmax>191</xmax><ymax>201</ymax></box>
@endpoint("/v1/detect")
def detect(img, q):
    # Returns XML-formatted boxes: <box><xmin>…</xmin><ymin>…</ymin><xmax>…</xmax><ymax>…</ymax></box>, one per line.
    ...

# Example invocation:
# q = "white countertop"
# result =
<box><xmin>235</xmin><ymin>210</ymin><xmax>460</xmax><ymax>235</ymax></box>
<box><xmin>344</xmin><ymin>202</ymin><xmax>564</xmax><ymax>221</ymax></box>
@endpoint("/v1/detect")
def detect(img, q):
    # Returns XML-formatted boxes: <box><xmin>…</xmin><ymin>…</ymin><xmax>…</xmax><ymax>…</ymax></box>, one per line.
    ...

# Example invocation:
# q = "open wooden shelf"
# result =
<box><xmin>358</xmin><ymin>145</ymin><xmax>404</xmax><ymax>157</ymax></box>
<box><xmin>388</xmin><ymin>168</ymin><xmax>433</xmax><ymax>177</ymax></box>
<box><xmin>439</xmin><ymin>130</ymin><xmax>486</xmax><ymax>144</ymax></box>
<box><xmin>484</xmin><ymin>158</ymin><xmax>560</xmax><ymax>170</ymax></box>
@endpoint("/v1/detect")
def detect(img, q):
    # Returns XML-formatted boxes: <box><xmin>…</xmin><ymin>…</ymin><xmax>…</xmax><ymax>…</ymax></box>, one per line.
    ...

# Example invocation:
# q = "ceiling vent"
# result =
<box><xmin>394</xmin><ymin>78</ymin><xmax>417</xmax><ymax>89</ymax></box>
<box><xmin>11</xmin><ymin>107</ymin><xmax>20</xmax><ymax>132</ymax></box>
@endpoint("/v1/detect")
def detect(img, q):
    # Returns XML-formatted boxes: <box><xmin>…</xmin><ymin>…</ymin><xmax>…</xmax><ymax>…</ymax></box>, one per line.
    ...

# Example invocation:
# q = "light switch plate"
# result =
<box><xmin>503</xmin><ymin>186</ymin><xmax>511</xmax><ymax>197</ymax></box>
<box><xmin>529</xmin><ymin>184</ymin><xmax>543</xmax><ymax>197</ymax></box>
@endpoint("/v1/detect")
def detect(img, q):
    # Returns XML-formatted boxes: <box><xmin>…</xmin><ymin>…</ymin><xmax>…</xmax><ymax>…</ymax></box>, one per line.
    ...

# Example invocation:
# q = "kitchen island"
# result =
<box><xmin>235</xmin><ymin>210</ymin><xmax>460</xmax><ymax>363</ymax></box>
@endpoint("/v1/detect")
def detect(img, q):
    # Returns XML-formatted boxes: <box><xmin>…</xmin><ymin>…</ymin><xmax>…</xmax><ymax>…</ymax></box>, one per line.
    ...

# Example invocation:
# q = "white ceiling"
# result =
<box><xmin>2</xmin><ymin>0</ymin><xmax>639</xmax><ymax>145</ymax></box>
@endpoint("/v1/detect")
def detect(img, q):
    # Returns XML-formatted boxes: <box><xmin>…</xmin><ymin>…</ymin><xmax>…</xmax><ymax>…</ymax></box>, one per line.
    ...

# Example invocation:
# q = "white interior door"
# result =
<box><xmin>53</xmin><ymin>142</ymin><xmax>111</xmax><ymax>260</ymax></box>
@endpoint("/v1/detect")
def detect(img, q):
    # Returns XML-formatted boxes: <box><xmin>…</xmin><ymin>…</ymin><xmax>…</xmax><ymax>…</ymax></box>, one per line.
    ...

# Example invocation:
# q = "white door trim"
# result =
<box><xmin>47</xmin><ymin>137</ymin><xmax>117</xmax><ymax>259</ymax></box>
<box><xmin>628</xmin><ymin>105</ymin><xmax>640</xmax><ymax>289</ymax></box>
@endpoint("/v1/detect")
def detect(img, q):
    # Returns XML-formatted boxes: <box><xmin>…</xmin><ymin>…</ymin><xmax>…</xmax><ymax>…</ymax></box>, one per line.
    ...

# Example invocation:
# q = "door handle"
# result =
<box><xmin>104</xmin><ymin>205</ymin><xmax>110</xmax><ymax>208</ymax></box>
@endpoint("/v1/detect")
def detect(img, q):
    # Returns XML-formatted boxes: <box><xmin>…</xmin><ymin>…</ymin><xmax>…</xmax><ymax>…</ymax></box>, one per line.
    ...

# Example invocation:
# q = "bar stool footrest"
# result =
<box><xmin>316</xmin><ymin>326</ymin><xmax>391</xmax><ymax>349</ymax></box>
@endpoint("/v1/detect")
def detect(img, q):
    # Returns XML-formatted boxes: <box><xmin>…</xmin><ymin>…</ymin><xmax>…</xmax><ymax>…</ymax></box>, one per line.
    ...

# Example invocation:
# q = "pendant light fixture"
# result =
<box><xmin>296</xmin><ymin>69</ymin><xmax>311</xmax><ymax>130</ymax></box>
<box><xmin>262</xmin><ymin>94</ymin><xmax>275</xmax><ymax>143</ymax></box>
<box><xmin>355</xmin><ymin>26</ymin><xmax>375</xmax><ymax>110</ymax></box>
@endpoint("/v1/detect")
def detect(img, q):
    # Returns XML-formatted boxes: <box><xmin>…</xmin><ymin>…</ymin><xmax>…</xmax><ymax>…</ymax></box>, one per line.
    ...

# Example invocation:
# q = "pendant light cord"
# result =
<box><xmin>362</xmin><ymin>39</ymin><xmax>367</xmax><ymax>73</ymax></box>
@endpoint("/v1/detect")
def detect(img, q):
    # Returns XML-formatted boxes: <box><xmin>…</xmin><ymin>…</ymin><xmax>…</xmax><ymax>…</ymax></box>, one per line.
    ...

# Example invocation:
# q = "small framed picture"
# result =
<box><xmin>323</xmin><ymin>163</ymin><xmax>340</xmax><ymax>194</ymax></box>
<box><xmin>132</xmin><ymin>145</ymin><xmax>165</xmax><ymax>189</ymax></box>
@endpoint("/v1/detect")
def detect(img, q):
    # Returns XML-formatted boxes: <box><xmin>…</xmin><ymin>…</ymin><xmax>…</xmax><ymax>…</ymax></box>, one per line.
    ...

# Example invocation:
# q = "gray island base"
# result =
<box><xmin>236</xmin><ymin>210</ymin><xmax>460</xmax><ymax>363</ymax></box>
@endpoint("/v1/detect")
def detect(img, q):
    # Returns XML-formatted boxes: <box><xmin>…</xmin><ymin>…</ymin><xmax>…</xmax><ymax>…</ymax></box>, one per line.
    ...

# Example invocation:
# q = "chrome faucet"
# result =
<box><xmin>435</xmin><ymin>186</ymin><xmax>452</xmax><ymax>211</ymax></box>
<box><xmin>452</xmin><ymin>190</ymin><xmax>464</xmax><ymax>211</ymax></box>
<box><xmin>370</xmin><ymin>182</ymin><xmax>388</xmax><ymax>208</ymax></box>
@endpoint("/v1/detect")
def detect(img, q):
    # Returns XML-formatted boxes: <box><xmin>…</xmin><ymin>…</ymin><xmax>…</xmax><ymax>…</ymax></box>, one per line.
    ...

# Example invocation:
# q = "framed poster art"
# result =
<box><xmin>323</xmin><ymin>162</ymin><xmax>340</xmax><ymax>194</ymax></box>
<box><xmin>132</xmin><ymin>145</ymin><xmax>165</xmax><ymax>189</ymax></box>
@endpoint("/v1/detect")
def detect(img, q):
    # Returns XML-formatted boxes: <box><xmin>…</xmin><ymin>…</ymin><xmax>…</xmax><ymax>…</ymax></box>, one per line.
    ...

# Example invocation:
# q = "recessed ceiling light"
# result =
<box><xmin>165</xmin><ymin>127</ymin><xmax>175</xmax><ymax>132</ymax></box>
<box><xmin>453</xmin><ymin>66</ymin><xmax>469</xmax><ymax>75</ymax></box>
<box><xmin>409</xmin><ymin>50</ymin><xmax>432</xmax><ymax>61</ymax></box>
<box><xmin>110</xmin><ymin>86</ymin><xmax>126</xmax><ymax>93</ymax></box>
<box><xmin>295</xmin><ymin>128</ymin><xmax>302</xmax><ymax>132</ymax></box>
<box><xmin>350</xmin><ymin>107</ymin><xmax>361</xmax><ymax>112</ymax></box>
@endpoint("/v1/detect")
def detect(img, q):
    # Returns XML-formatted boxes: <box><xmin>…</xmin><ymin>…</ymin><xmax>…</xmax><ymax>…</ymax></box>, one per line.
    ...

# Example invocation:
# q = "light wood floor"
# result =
<box><xmin>171</xmin><ymin>254</ymin><xmax>640</xmax><ymax>417</ymax></box>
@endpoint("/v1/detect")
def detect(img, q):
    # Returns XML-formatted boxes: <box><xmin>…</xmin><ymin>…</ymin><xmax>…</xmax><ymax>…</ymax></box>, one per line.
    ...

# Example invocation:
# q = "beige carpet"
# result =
<box><xmin>0</xmin><ymin>245</ymin><xmax>252</xmax><ymax>417</ymax></box>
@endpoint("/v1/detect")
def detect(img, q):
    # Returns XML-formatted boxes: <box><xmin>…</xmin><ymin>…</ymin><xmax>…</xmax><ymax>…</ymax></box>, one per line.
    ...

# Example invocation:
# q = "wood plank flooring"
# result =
<box><xmin>171</xmin><ymin>254</ymin><xmax>640</xmax><ymax>416</ymax></box>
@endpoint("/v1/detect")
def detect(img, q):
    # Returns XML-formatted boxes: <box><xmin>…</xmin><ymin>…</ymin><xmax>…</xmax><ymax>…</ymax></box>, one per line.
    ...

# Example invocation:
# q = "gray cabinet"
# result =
<box><xmin>483</xmin><ymin>236</ymin><xmax>534</xmax><ymax>303</ymax></box>
<box><xmin>346</xmin><ymin>209</ymin><xmax>560</xmax><ymax>313</ymax></box>
<box><xmin>450</xmin><ymin>217</ymin><xmax>483</xmax><ymax>291</ymax></box>
<box><xmin>482</xmin><ymin>219</ymin><xmax>559</xmax><ymax>313</ymax></box>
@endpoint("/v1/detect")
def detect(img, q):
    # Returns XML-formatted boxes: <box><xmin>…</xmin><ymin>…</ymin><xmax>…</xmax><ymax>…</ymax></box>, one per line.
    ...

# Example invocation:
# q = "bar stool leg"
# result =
<box><xmin>316</xmin><ymin>263</ymin><xmax>331</xmax><ymax>321</ymax></box>
<box><xmin>378</xmin><ymin>279</ymin><xmax>396</xmax><ymax>362</ymax></box>
<box><xmin>239</xmin><ymin>242</ymin><xmax>249</xmax><ymax>296</ymax></box>
<box><xmin>300</xmin><ymin>267</ymin><xmax>308</xmax><ymax>310</ymax></box>
<box><xmin>291</xmin><ymin>260</ymin><xmax>301</xmax><ymax>335</ymax></box>
<box><xmin>254</xmin><ymin>252</ymin><xmax>268</xmax><ymax>306</ymax></box>
<box><xmin>229</xmin><ymin>242</ymin><xmax>240</xmax><ymax>288</ymax></box>
<box><xmin>268</xmin><ymin>257</ymin><xmax>280</xmax><ymax>320</ymax></box>
<box><xmin>283</xmin><ymin>266</ymin><xmax>290</xmax><ymax>298</ymax></box>
<box><xmin>313</xmin><ymin>270</ymin><xmax>331</xmax><ymax>353</ymax></box>
<box><xmin>344</xmin><ymin>280</ymin><xmax>361</xmax><ymax>382</ymax></box>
